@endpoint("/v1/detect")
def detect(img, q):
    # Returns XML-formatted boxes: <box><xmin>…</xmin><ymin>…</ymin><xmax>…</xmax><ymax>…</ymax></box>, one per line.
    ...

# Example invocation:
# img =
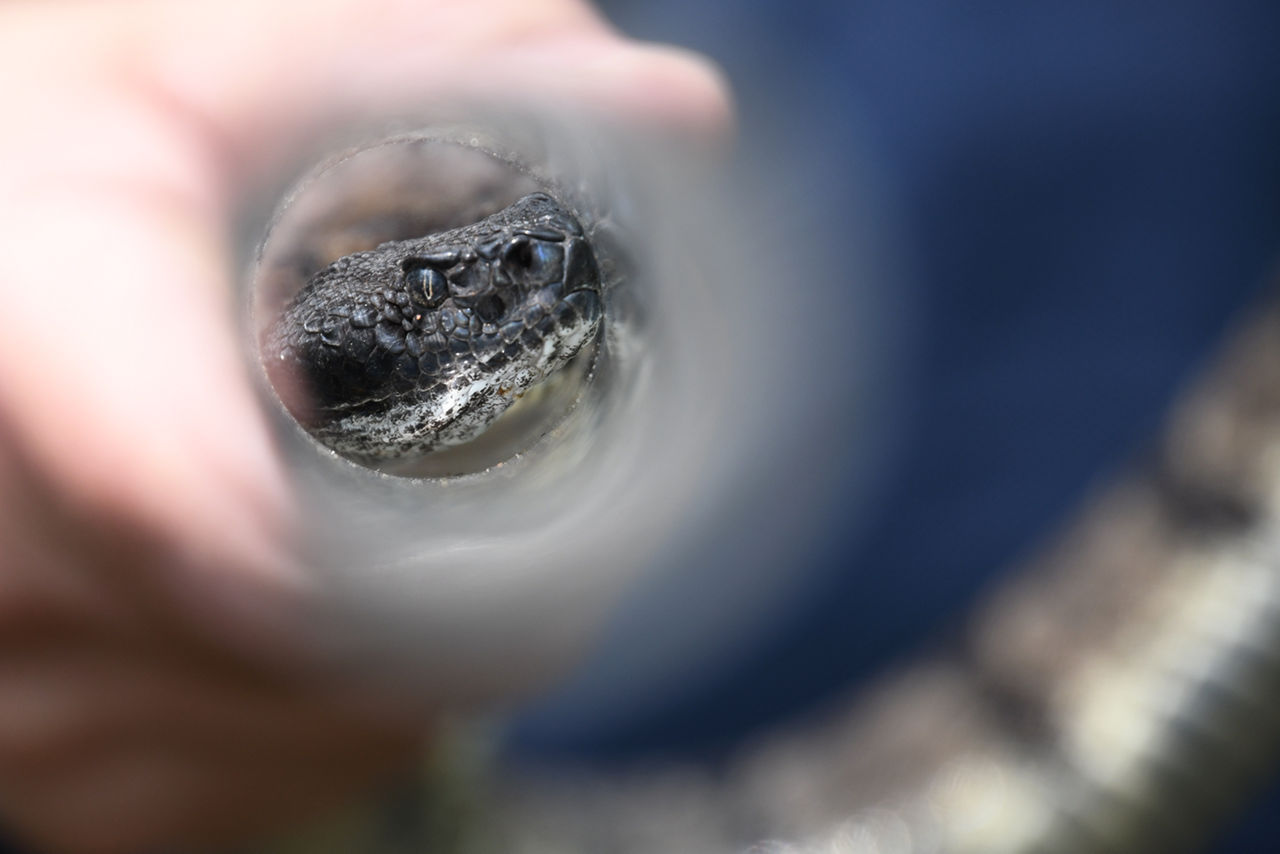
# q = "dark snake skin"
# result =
<box><xmin>263</xmin><ymin>193</ymin><xmax>603</xmax><ymax>462</ymax></box>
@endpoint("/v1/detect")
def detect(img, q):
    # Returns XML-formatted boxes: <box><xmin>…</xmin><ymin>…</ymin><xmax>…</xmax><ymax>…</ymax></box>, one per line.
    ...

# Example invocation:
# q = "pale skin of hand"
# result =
<box><xmin>0</xmin><ymin>1</ymin><xmax>730</xmax><ymax>852</ymax></box>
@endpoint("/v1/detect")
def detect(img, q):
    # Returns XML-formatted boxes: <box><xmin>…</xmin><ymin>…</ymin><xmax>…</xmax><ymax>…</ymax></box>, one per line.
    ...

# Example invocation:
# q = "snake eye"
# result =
<box><xmin>503</xmin><ymin>237</ymin><xmax>563</xmax><ymax>284</ymax></box>
<box><xmin>403</xmin><ymin>260</ymin><xmax>447</xmax><ymax>308</ymax></box>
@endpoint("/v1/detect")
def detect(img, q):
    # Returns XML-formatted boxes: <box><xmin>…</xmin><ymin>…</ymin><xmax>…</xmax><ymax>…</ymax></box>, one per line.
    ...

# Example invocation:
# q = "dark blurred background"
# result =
<box><xmin>507</xmin><ymin>2</ymin><xmax>1280</xmax><ymax>850</ymax></box>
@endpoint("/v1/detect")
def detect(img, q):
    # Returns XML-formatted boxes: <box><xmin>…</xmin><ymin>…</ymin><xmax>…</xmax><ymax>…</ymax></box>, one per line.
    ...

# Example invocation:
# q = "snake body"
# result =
<box><xmin>263</xmin><ymin>192</ymin><xmax>603</xmax><ymax>462</ymax></box>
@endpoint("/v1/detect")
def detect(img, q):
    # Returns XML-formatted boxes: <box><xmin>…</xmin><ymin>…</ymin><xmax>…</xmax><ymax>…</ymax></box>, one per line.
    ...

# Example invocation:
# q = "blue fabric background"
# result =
<box><xmin>510</xmin><ymin>2</ymin><xmax>1280</xmax><ymax>849</ymax></box>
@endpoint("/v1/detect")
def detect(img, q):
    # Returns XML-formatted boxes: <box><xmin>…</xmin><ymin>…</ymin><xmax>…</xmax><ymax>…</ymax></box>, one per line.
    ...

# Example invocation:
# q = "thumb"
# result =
<box><xmin>114</xmin><ymin>0</ymin><xmax>732</xmax><ymax>189</ymax></box>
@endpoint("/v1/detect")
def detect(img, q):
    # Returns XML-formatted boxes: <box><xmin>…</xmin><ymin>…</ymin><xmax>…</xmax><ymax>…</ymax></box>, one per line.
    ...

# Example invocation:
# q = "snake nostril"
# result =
<box><xmin>475</xmin><ymin>294</ymin><xmax>506</xmax><ymax>324</ymax></box>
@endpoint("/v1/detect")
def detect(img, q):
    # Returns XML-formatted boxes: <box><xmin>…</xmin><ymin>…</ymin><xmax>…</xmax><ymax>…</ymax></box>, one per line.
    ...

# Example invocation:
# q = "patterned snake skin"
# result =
<box><xmin>262</xmin><ymin>193</ymin><xmax>603</xmax><ymax>462</ymax></box>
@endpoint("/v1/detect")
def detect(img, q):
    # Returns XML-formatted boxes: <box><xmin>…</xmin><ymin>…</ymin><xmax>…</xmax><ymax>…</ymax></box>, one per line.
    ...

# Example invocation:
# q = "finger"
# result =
<box><xmin>0</xmin><ymin>182</ymin><xmax>305</xmax><ymax>592</ymax></box>
<box><xmin>10</xmin><ymin>0</ymin><xmax>732</xmax><ymax>187</ymax></box>
<box><xmin>0</xmin><ymin>5</ymin><xmax>308</xmax><ymax>665</ymax></box>
<box><xmin>1</xmin><ymin>735</ymin><xmax>418</xmax><ymax>854</ymax></box>
<box><xmin>0</xmin><ymin>720</ymin><xmax>418</xmax><ymax>853</ymax></box>
<box><xmin>0</xmin><ymin>635</ymin><xmax>422</xmax><ymax>775</ymax></box>
<box><xmin>0</xmin><ymin>430</ymin><xmax>140</xmax><ymax>635</ymax></box>
<box><xmin>0</xmin><ymin>645</ymin><xmax>424</xmax><ymax>854</ymax></box>
<box><xmin>136</xmin><ymin>0</ymin><xmax>731</xmax><ymax>171</ymax></box>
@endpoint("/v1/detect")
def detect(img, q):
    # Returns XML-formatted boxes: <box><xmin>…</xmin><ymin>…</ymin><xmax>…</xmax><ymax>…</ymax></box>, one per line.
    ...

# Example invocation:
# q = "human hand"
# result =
<box><xmin>0</xmin><ymin>1</ymin><xmax>729</xmax><ymax>851</ymax></box>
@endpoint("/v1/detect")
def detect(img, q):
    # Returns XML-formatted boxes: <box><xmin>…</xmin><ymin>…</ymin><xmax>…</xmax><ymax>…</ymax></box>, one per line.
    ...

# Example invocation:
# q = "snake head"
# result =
<box><xmin>263</xmin><ymin>193</ymin><xmax>603</xmax><ymax>460</ymax></box>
